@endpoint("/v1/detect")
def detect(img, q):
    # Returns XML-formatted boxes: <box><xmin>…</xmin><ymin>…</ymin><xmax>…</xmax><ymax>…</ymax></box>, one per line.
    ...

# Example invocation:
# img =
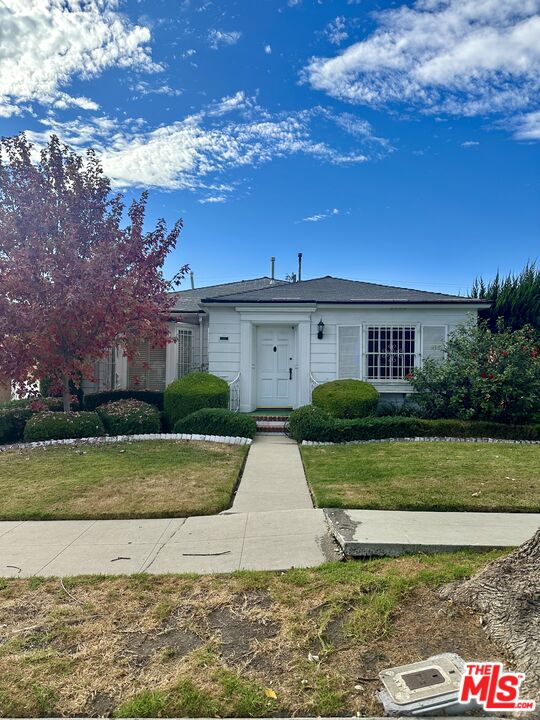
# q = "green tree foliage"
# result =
<box><xmin>471</xmin><ymin>262</ymin><xmax>540</xmax><ymax>333</ymax></box>
<box><xmin>409</xmin><ymin>320</ymin><xmax>540</xmax><ymax>423</ymax></box>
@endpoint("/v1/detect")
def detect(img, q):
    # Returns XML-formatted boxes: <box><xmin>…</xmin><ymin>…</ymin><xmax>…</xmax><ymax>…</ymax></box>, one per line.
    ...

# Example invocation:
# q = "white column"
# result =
<box><xmin>165</xmin><ymin>323</ymin><xmax>179</xmax><ymax>387</ymax></box>
<box><xmin>296</xmin><ymin>320</ymin><xmax>311</xmax><ymax>407</ymax></box>
<box><xmin>239</xmin><ymin>319</ymin><xmax>254</xmax><ymax>412</ymax></box>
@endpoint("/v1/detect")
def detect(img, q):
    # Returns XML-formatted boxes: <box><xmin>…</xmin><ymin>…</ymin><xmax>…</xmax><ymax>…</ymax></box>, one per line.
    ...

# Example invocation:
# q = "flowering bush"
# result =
<box><xmin>24</xmin><ymin>412</ymin><xmax>105</xmax><ymax>442</ymax></box>
<box><xmin>409</xmin><ymin>320</ymin><xmax>540</xmax><ymax>423</ymax></box>
<box><xmin>96</xmin><ymin>399</ymin><xmax>161</xmax><ymax>436</ymax></box>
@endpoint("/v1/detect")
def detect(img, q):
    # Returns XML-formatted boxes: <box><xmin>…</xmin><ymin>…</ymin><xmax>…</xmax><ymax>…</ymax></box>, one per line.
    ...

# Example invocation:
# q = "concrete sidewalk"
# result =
<box><xmin>326</xmin><ymin>508</ymin><xmax>540</xmax><ymax>557</ymax></box>
<box><xmin>230</xmin><ymin>434</ymin><xmax>313</xmax><ymax>513</ymax></box>
<box><xmin>0</xmin><ymin>509</ymin><xmax>337</xmax><ymax>578</ymax></box>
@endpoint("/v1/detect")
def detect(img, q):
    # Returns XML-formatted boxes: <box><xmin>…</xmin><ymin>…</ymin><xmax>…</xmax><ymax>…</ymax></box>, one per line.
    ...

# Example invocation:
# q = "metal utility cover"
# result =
<box><xmin>379</xmin><ymin>654</ymin><xmax>464</xmax><ymax>705</ymax></box>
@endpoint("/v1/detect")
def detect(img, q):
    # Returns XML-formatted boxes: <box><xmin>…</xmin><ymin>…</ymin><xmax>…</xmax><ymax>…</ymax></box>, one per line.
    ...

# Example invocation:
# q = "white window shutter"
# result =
<box><xmin>422</xmin><ymin>326</ymin><xmax>447</xmax><ymax>362</ymax></box>
<box><xmin>338</xmin><ymin>326</ymin><xmax>361</xmax><ymax>378</ymax></box>
<box><xmin>128</xmin><ymin>342</ymin><xmax>166</xmax><ymax>390</ymax></box>
<box><xmin>147</xmin><ymin>344</ymin><xmax>166</xmax><ymax>390</ymax></box>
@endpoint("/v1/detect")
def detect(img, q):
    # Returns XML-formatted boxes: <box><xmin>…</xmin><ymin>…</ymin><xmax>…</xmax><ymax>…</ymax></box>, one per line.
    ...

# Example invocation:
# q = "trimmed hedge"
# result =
<box><xmin>164</xmin><ymin>372</ymin><xmax>229</xmax><ymax>428</ymax></box>
<box><xmin>0</xmin><ymin>397</ymin><xmax>69</xmax><ymax>444</ymax></box>
<box><xmin>24</xmin><ymin>411</ymin><xmax>105</xmax><ymax>442</ymax></box>
<box><xmin>97</xmin><ymin>399</ymin><xmax>161</xmax><ymax>436</ymax></box>
<box><xmin>84</xmin><ymin>390</ymin><xmax>164</xmax><ymax>411</ymax></box>
<box><xmin>174</xmin><ymin>408</ymin><xmax>257</xmax><ymax>439</ymax></box>
<box><xmin>0</xmin><ymin>407</ymin><xmax>32</xmax><ymax>444</ymax></box>
<box><xmin>288</xmin><ymin>405</ymin><xmax>540</xmax><ymax>443</ymax></box>
<box><xmin>312</xmin><ymin>379</ymin><xmax>379</xmax><ymax>419</ymax></box>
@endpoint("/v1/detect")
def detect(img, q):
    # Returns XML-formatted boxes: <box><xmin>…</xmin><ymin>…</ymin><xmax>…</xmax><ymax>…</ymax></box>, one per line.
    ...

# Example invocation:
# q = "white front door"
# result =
<box><xmin>256</xmin><ymin>326</ymin><xmax>295</xmax><ymax>408</ymax></box>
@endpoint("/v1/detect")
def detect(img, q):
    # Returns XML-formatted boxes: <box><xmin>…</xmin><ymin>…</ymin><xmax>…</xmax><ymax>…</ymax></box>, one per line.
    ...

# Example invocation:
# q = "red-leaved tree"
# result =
<box><xmin>0</xmin><ymin>134</ymin><xmax>186</xmax><ymax>410</ymax></box>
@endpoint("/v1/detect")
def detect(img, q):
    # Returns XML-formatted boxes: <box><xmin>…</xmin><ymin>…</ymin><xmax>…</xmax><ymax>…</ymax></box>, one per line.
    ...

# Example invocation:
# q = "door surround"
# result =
<box><xmin>237</xmin><ymin>308</ymin><xmax>314</xmax><ymax>413</ymax></box>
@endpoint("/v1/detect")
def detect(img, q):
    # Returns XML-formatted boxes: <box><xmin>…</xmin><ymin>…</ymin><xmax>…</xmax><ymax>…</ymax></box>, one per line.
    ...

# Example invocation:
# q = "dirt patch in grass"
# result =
<box><xmin>0</xmin><ymin>440</ymin><xmax>248</xmax><ymax>520</ymax></box>
<box><xmin>0</xmin><ymin>552</ymin><xmax>512</xmax><ymax>717</ymax></box>
<box><xmin>302</xmin><ymin>442</ymin><xmax>540</xmax><ymax>512</ymax></box>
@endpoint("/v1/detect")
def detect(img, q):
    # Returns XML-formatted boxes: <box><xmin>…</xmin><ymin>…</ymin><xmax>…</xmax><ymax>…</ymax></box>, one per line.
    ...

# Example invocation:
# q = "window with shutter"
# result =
<box><xmin>422</xmin><ymin>326</ymin><xmax>447</xmax><ymax>362</ymax></box>
<box><xmin>177</xmin><ymin>328</ymin><xmax>193</xmax><ymax>378</ymax></box>
<box><xmin>338</xmin><ymin>326</ymin><xmax>361</xmax><ymax>378</ymax></box>
<box><xmin>128</xmin><ymin>341</ymin><xmax>166</xmax><ymax>390</ymax></box>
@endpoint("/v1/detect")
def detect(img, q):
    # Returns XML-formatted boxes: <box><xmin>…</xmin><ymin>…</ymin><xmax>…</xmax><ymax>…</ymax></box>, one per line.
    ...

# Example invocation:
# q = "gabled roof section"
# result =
<box><xmin>170</xmin><ymin>277</ymin><xmax>288</xmax><ymax>312</ymax></box>
<box><xmin>201</xmin><ymin>275</ymin><xmax>487</xmax><ymax>305</ymax></box>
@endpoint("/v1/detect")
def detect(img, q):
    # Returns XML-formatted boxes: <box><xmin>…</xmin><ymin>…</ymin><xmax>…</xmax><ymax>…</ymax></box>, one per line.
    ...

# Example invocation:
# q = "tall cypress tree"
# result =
<box><xmin>471</xmin><ymin>262</ymin><xmax>540</xmax><ymax>333</ymax></box>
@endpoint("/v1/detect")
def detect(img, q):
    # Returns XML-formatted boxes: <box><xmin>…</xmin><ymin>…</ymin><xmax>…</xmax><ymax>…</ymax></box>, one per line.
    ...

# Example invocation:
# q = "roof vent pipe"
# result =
<box><xmin>190</xmin><ymin>271</ymin><xmax>195</xmax><ymax>289</ymax></box>
<box><xmin>298</xmin><ymin>252</ymin><xmax>303</xmax><ymax>282</ymax></box>
<box><xmin>270</xmin><ymin>256</ymin><xmax>275</xmax><ymax>280</ymax></box>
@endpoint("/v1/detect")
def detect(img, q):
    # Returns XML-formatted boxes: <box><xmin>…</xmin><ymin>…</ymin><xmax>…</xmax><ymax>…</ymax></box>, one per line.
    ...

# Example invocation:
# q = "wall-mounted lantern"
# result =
<box><xmin>317</xmin><ymin>319</ymin><xmax>325</xmax><ymax>340</ymax></box>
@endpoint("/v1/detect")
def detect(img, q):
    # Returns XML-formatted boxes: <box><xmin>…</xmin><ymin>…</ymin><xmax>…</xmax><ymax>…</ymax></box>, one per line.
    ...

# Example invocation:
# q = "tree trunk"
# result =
<box><xmin>61</xmin><ymin>374</ymin><xmax>71</xmax><ymax>412</ymax></box>
<box><xmin>440</xmin><ymin>527</ymin><xmax>540</xmax><ymax>703</ymax></box>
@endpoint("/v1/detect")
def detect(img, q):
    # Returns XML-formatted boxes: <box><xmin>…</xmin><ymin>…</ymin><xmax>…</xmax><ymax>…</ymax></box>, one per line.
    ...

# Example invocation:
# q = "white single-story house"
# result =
<box><xmin>86</xmin><ymin>273</ymin><xmax>489</xmax><ymax>412</ymax></box>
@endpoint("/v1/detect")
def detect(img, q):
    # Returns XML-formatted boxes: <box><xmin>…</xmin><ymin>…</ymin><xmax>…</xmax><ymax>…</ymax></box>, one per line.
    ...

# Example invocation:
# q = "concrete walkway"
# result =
<box><xmin>327</xmin><ymin>508</ymin><xmax>540</xmax><ymax>557</ymax></box>
<box><xmin>230</xmin><ymin>435</ymin><xmax>313</xmax><ymax>513</ymax></box>
<box><xmin>0</xmin><ymin>509</ymin><xmax>337</xmax><ymax>578</ymax></box>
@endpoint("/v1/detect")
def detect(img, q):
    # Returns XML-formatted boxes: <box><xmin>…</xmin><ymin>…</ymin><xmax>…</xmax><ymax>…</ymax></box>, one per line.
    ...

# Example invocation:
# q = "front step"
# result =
<box><xmin>252</xmin><ymin>414</ymin><xmax>290</xmax><ymax>422</ymax></box>
<box><xmin>255</xmin><ymin>420</ymin><xmax>288</xmax><ymax>434</ymax></box>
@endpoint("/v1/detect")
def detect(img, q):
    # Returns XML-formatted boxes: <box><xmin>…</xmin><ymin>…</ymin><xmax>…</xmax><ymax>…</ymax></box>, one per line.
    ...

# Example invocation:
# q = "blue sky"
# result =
<box><xmin>1</xmin><ymin>0</ymin><xmax>539</xmax><ymax>293</ymax></box>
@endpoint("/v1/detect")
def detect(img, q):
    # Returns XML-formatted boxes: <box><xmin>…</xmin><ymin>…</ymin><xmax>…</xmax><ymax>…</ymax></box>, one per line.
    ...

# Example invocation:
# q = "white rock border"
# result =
<box><xmin>302</xmin><ymin>436</ymin><xmax>540</xmax><ymax>446</ymax></box>
<box><xmin>0</xmin><ymin>433</ymin><xmax>252</xmax><ymax>453</ymax></box>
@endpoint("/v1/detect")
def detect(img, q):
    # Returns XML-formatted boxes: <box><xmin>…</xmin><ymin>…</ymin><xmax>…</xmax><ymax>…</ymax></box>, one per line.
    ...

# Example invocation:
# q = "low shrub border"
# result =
<box><xmin>302</xmin><ymin>436</ymin><xmax>540</xmax><ymax>446</ymax></box>
<box><xmin>287</xmin><ymin>405</ymin><xmax>540</xmax><ymax>443</ymax></box>
<box><xmin>0</xmin><ymin>433</ymin><xmax>252</xmax><ymax>454</ymax></box>
<box><xmin>174</xmin><ymin>408</ymin><xmax>257</xmax><ymax>439</ymax></box>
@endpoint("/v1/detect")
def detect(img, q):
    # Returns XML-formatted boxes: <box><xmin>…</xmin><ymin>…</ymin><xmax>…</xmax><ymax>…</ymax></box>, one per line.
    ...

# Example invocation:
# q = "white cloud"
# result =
<box><xmin>304</xmin><ymin>0</ymin><xmax>540</xmax><ymax>117</ymax></box>
<box><xmin>208</xmin><ymin>29</ymin><xmax>242</xmax><ymax>49</ymax></box>
<box><xmin>265</xmin><ymin>44</ymin><xmax>273</xmax><ymax>54</ymax></box>
<box><xmin>299</xmin><ymin>208</ymin><xmax>340</xmax><ymax>223</ymax></box>
<box><xmin>133</xmin><ymin>81</ymin><xmax>182</xmax><ymax>97</ymax></box>
<box><xmin>461</xmin><ymin>140</ymin><xmax>480</xmax><ymax>147</ymax></box>
<box><xmin>514</xmin><ymin>110</ymin><xmax>540</xmax><ymax>138</ymax></box>
<box><xmin>325</xmin><ymin>16</ymin><xmax>348</xmax><ymax>45</ymax></box>
<box><xmin>27</xmin><ymin>100</ymin><xmax>375</xmax><ymax>196</ymax></box>
<box><xmin>198</xmin><ymin>195</ymin><xmax>227</xmax><ymax>203</ymax></box>
<box><xmin>0</xmin><ymin>0</ymin><xmax>158</xmax><ymax>117</ymax></box>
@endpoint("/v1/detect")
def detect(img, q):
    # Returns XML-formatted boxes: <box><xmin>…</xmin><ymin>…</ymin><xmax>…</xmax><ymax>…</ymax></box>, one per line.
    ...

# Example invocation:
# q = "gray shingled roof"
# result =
<box><xmin>201</xmin><ymin>276</ymin><xmax>487</xmax><ymax>305</ymax></box>
<box><xmin>170</xmin><ymin>277</ymin><xmax>288</xmax><ymax>312</ymax></box>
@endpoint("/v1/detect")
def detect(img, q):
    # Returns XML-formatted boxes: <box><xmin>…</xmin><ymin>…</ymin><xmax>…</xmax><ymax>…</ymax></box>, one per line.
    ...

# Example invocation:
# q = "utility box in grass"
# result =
<box><xmin>378</xmin><ymin>653</ymin><xmax>479</xmax><ymax>716</ymax></box>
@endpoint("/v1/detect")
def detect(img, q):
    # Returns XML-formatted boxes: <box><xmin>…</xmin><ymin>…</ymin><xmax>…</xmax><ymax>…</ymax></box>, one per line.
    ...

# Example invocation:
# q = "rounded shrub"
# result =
<box><xmin>174</xmin><ymin>408</ymin><xmax>257</xmax><ymax>439</ymax></box>
<box><xmin>84</xmin><ymin>390</ymin><xmax>164</xmax><ymax>411</ymax></box>
<box><xmin>164</xmin><ymin>372</ymin><xmax>229</xmax><ymax>428</ymax></box>
<box><xmin>312</xmin><ymin>379</ymin><xmax>379</xmax><ymax>419</ymax></box>
<box><xmin>96</xmin><ymin>399</ymin><xmax>161</xmax><ymax>436</ymax></box>
<box><xmin>23</xmin><ymin>411</ymin><xmax>105</xmax><ymax>442</ymax></box>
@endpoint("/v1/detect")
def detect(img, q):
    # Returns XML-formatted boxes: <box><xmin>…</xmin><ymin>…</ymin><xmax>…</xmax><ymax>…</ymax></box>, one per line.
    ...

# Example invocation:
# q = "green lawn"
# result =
<box><xmin>0</xmin><ymin>441</ymin><xmax>247</xmax><ymax>520</ymax></box>
<box><xmin>0</xmin><ymin>551</ymin><xmax>504</xmax><ymax>718</ymax></box>
<box><xmin>301</xmin><ymin>441</ymin><xmax>540</xmax><ymax>512</ymax></box>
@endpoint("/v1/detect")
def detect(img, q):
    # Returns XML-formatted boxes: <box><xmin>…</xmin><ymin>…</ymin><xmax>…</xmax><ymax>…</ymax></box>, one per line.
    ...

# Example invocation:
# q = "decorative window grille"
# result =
<box><xmin>177</xmin><ymin>328</ymin><xmax>193</xmax><ymax>378</ymax></box>
<box><xmin>366</xmin><ymin>326</ymin><xmax>416</xmax><ymax>380</ymax></box>
<box><xmin>128</xmin><ymin>341</ymin><xmax>166</xmax><ymax>390</ymax></box>
<box><xmin>338</xmin><ymin>326</ymin><xmax>361</xmax><ymax>378</ymax></box>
